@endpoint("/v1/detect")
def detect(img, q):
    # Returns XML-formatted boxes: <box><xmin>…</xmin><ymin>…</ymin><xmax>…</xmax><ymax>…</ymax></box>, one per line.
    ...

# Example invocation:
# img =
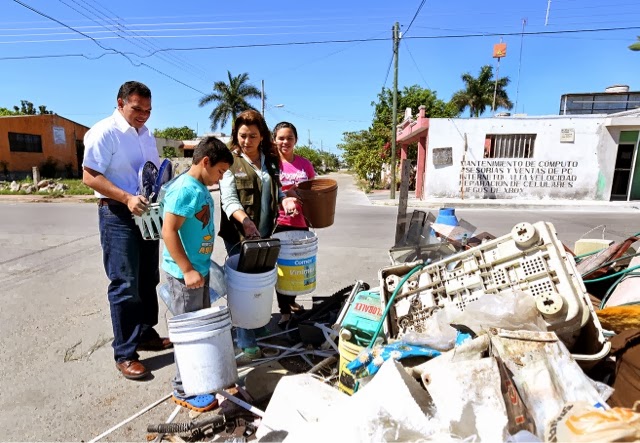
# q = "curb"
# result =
<box><xmin>368</xmin><ymin>197</ymin><xmax>640</xmax><ymax>213</ymax></box>
<box><xmin>0</xmin><ymin>195</ymin><xmax>97</xmax><ymax>204</ymax></box>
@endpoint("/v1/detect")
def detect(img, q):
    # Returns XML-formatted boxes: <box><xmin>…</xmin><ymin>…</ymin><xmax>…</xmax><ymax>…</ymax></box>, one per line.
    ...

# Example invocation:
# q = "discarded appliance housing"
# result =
<box><xmin>379</xmin><ymin>222</ymin><xmax>610</xmax><ymax>367</ymax></box>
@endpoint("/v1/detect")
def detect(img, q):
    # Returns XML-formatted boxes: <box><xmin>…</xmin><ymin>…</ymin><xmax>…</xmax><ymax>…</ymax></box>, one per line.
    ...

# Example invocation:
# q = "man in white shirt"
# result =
<box><xmin>83</xmin><ymin>81</ymin><xmax>171</xmax><ymax>381</ymax></box>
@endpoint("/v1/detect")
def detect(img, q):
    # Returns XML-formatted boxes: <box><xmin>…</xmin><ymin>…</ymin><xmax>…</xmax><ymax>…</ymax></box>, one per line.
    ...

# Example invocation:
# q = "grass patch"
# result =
<box><xmin>56</xmin><ymin>179</ymin><xmax>94</xmax><ymax>195</ymax></box>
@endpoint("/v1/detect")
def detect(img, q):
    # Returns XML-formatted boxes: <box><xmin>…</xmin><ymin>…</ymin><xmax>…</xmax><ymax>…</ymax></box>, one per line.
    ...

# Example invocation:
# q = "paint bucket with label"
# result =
<box><xmin>272</xmin><ymin>230</ymin><xmax>318</xmax><ymax>296</ymax></box>
<box><xmin>168</xmin><ymin>306</ymin><xmax>238</xmax><ymax>396</ymax></box>
<box><xmin>296</xmin><ymin>178</ymin><xmax>338</xmax><ymax>228</ymax></box>
<box><xmin>337</xmin><ymin>338</ymin><xmax>364</xmax><ymax>396</ymax></box>
<box><xmin>224</xmin><ymin>254</ymin><xmax>277</xmax><ymax>329</ymax></box>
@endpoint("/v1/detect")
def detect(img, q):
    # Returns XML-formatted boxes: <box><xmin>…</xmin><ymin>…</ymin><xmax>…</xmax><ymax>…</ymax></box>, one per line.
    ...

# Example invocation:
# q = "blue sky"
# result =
<box><xmin>3</xmin><ymin>0</ymin><xmax>640</xmax><ymax>155</ymax></box>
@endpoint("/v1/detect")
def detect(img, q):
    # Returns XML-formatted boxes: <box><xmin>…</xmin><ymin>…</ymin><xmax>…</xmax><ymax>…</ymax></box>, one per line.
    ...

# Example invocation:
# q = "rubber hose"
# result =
<box><xmin>147</xmin><ymin>421</ymin><xmax>192</xmax><ymax>434</ymax></box>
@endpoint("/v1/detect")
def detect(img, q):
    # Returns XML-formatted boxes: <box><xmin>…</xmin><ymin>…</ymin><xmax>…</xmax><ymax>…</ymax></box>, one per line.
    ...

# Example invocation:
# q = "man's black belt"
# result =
<box><xmin>98</xmin><ymin>198</ymin><xmax>125</xmax><ymax>207</ymax></box>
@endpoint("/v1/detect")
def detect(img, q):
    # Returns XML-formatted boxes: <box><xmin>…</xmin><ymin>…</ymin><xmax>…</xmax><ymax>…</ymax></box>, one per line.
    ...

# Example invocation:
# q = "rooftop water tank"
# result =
<box><xmin>605</xmin><ymin>85</ymin><xmax>630</xmax><ymax>93</ymax></box>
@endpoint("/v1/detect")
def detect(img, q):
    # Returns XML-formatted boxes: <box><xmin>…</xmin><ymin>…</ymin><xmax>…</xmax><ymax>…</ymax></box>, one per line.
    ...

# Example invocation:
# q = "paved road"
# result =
<box><xmin>0</xmin><ymin>172</ymin><xmax>638</xmax><ymax>441</ymax></box>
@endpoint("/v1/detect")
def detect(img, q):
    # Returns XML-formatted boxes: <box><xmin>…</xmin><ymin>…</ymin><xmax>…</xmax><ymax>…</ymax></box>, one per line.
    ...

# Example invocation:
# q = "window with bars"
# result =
<box><xmin>484</xmin><ymin>134</ymin><xmax>536</xmax><ymax>158</ymax></box>
<box><xmin>9</xmin><ymin>132</ymin><xmax>43</xmax><ymax>153</ymax></box>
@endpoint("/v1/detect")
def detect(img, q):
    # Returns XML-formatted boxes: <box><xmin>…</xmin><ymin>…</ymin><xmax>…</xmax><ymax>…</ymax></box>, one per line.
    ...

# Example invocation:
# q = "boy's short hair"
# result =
<box><xmin>192</xmin><ymin>136</ymin><xmax>234</xmax><ymax>166</ymax></box>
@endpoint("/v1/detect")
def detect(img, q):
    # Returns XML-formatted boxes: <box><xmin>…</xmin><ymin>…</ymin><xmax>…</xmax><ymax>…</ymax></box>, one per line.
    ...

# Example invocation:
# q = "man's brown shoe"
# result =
<box><xmin>137</xmin><ymin>337</ymin><xmax>173</xmax><ymax>351</ymax></box>
<box><xmin>116</xmin><ymin>360</ymin><xmax>149</xmax><ymax>380</ymax></box>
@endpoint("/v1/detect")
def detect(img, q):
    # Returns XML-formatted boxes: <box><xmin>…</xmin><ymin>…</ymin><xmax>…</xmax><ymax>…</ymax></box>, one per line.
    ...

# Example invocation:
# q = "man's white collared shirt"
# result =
<box><xmin>83</xmin><ymin>109</ymin><xmax>159</xmax><ymax>198</ymax></box>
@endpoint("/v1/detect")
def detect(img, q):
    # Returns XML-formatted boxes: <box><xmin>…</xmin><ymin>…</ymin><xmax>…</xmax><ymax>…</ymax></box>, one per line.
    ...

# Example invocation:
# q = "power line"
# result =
<box><xmin>277</xmin><ymin>107</ymin><xmax>368</xmax><ymax>123</ymax></box>
<box><xmin>10</xmin><ymin>0</ymin><xmax>208</xmax><ymax>95</ymax></box>
<box><xmin>0</xmin><ymin>21</ymin><xmax>393</xmax><ymax>35</ymax></box>
<box><xmin>0</xmin><ymin>13</ymin><xmax>402</xmax><ymax>29</ymax></box>
<box><xmin>382</xmin><ymin>54</ymin><xmax>394</xmax><ymax>89</ymax></box>
<box><xmin>55</xmin><ymin>0</ymin><xmax>208</xmax><ymax>83</ymax></box>
<box><xmin>3</xmin><ymin>23</ymin><xmax>640</xmax><ymax>61</ymax></box>
<box><xmin>105</xmin><ymin>24</ymin><xmax>640</xmax><ymax>54</ymax></box>
<box><xmin>265</xmin><ymin>30</ymin><xmax>388</xmax><ymax>76</ymax></box>
<box><xmin>402</xmin><ymin>39</ymin><xmax>431</xmax><ymax>90</ymax></box>
<box><xmin>72</xmin><ymin>0</ymin><xmax>211</xmax><ymax>80</ymax></box>
<box><xmin>72</xmin><ymin>0</ymin><xmax>207</xmax><ymax>81</ymax></box>
<box><xmin>0</xmin><ymin>29</ymin><xmax>383</xmax><ymax>44</ymax></box>
<box><xmin>405</xmin><ymin>0</ymin><xmax>427</xmax><ymax>36</ymax></box>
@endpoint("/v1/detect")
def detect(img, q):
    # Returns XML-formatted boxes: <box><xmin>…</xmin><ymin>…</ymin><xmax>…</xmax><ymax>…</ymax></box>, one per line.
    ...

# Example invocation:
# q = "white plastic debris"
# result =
<box><xmin>425</xmin><ymin>357</ymin><xmax>509</xmax><ymax>442</ymax></box>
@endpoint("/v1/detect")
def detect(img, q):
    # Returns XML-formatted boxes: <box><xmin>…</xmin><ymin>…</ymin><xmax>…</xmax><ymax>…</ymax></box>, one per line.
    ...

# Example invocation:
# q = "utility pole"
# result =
<box><xmin>308</xmin><ymin>129</ymin><xmax>312</xmax><ymax>148</ymax></box>
<box><xmin>515</xmin><ymin>18</ymin><xmax>527</xmax><ymax>113</ymax></box>
<box><xmin>261</xmin><ymin>80</ymin><xmax>265</xmax><ymax>116</ymax></box>
<box><xmin>390</xmin><ymin>21</ymin><xmax>400</xmax><ymax>200</ymax></box>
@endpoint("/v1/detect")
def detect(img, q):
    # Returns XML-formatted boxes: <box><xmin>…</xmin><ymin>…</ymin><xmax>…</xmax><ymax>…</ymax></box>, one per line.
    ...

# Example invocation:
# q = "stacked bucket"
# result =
<box><xmin>168</xmin><ymin>306</ymin><xmax>238</xmax><ymax>396</ymax></box>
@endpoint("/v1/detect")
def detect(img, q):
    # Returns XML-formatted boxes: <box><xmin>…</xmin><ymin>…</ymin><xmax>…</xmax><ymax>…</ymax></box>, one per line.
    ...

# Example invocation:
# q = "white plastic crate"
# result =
<box><xmin>380</xmin><ymin>222</ymin><xmax>591</xmax><ymax>340</ymax></box>
<box><xmin>134</xmin><ymin>203</ymin><xmax>163</xmax><ymax>241</ymax></box>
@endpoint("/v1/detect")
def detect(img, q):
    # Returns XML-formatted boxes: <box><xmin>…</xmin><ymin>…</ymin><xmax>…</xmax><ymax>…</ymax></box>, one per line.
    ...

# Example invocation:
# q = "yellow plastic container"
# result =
<box><xmin>337</xmin><ymin>338</ymin><xmax>364</xmax><ymax>395</ymax></box>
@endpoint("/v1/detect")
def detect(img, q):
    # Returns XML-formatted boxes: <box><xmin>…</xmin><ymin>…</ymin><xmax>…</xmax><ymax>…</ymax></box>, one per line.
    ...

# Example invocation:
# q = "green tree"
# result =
<box><xmin>199</xmin><ymin>71</ymin><xmax>261</xmax><ymax>130</ymax></box>
<box><xmin>10</xmin><ymin>100</ymin><xmax>54</xmax><ymax>115</ymax></box>
<box><xmin>295</xmin><ymin>145</ymin><xmax>322</xmax><ymax>171</ymax></box>
<box><xmin>372</xmin><ymin>85</ymin><xmax>459</xmax><ymax>129</ymax></box>
<box><xmin>153</xmin><ymin>126</ymin><xmax>197</xmax><ymax>140</ymax></box>
<box><xmin>451</xmin><ymin>65</ymin><xmax>512</xmax><ymax>117</ymax></box>
<box><xmin>631</xmin><ymin>36</ymin><xmax>640</xmax><ymax>51</ymax></box>
<box><xmin>0</xmin><ymin>107</ymin><xmax>20</xmax><ymax>116</ymax></box>
<box><xmin>338</xmin><ymin>129</ymin><xmax>385</xmax><ymax>181</ymax></box>
<box><xmin>319</xmin><ymin>151</ymin><xmax>340</xmax><ymax>170</ymax></box>
<box><xmin>292</xmin><ymin>146</ymin><xmax>340</xmax><ymax>172</ymax></box>
<box><xmin>38</xmin><ymin>105</ymin><xmax>53</xmax><ymax>115</ymax></box>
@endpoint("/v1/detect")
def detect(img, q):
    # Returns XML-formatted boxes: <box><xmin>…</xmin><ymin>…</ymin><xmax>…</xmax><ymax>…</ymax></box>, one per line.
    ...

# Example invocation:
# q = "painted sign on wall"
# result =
<box><xmin>560</xmin><ymin>128</ymin><xmax>575</xmax><ymax>143</ymax></box>
<box><xmin>53</xmin><ymin>126</ymin><xmax>66</xmax><ymax>145</ymax></box>
<box><xmin>460</xmin><ymin>159</ymin><xmax>579</xmax><ymax>194</ymax></box>
<box><xmin>433</xmin><ymin>147</ymin><xmax>453</xmax><ymax>166</ymax></box>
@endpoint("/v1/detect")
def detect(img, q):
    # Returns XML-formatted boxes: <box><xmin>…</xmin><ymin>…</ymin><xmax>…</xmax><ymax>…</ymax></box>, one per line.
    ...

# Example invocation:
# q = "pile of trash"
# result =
<box><xmin>146</xmin><ymin>212</ymin><xmax>640</xmax><ymax>442</ymax></box>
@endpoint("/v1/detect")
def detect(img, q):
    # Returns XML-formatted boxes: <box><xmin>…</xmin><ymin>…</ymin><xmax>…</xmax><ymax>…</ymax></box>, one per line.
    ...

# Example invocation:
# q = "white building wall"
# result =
<box><xmin>424</xmin><ymin>115</ymin><xmax>620</xmax><ymax>201</ymax></box>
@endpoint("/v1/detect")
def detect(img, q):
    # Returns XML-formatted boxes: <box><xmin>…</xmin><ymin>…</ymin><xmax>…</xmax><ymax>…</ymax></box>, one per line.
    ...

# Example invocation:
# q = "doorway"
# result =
<box><xmin>75</xmin><ymin>140</ymin><xmax>84</xmax><ymax>177</ymax></box>
<box><xmin>611</xmin><ymin>130</ymin><xmax>640</xmax><ymax>201</ymax></box>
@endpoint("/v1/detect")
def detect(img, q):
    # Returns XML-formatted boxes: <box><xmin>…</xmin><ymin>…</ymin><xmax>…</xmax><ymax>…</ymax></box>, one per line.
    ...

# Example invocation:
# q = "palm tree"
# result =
<box><xmin>198</xmin><ymin>71</ymin><xmax>262</xmax><ymax>130</ymax></box>
<box><xmin>451</xmin><ymin>65</ymin><xmax>513</xmax><ymax>117</ymax></box>
<box><xmin>630</xmin><ymin>36</ymin><xmax>640</xmax><ymax>51</ymax></box>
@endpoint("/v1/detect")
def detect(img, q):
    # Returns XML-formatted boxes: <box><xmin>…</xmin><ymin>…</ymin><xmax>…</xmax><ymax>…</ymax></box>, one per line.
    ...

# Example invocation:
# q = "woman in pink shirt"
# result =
<box><xmin>273</xmin><ymin>122</ymin><xmax>316</xmax><ymax>324</ymax></box>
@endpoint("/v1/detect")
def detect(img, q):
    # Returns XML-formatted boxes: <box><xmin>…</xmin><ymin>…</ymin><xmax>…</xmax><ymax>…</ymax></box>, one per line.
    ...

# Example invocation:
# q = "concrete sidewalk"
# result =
<box><xmin>367</xmin><ymin>190</ymin><xmax>640</xmax><ymax>212</ymax></box>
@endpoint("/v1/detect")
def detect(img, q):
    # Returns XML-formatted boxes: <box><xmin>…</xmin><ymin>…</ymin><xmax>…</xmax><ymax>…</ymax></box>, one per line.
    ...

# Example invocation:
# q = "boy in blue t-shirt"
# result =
<box><xmin>161</xmin><ymin>136</ymin><xmax>233</xmax><ymax>412</ymax></box>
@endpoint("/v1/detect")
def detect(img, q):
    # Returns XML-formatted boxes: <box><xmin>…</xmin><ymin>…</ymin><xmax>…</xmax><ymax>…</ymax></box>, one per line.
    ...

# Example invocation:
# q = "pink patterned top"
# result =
<box><xmin>277</xmin><ymin>155</ymin><xmax>316</xmax><ymax>228</ymax></box>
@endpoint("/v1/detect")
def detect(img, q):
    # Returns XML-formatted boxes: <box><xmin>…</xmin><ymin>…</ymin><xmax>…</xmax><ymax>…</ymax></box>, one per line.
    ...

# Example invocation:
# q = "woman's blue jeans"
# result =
<box><xmin>98</xmin><ymin>202</ymin><xmax>160</xmax><ymax>363</ymax></box>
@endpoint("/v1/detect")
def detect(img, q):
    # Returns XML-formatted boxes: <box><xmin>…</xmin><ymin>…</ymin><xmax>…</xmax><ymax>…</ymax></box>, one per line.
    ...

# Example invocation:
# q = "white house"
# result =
<box><xmin>423</xmin><ymin>109</ymin><xmax>640</xmax><ymax>202</ymax></box>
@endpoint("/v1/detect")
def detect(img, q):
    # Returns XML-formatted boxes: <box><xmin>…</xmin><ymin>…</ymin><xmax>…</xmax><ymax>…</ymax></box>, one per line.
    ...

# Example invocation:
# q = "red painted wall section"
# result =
<box><xmin>0</xmin><ymin>114</ymin><xmax>89</xmax><ymax>175</ymax></box>
<box><xmin>397</xmin><ymin>106</ymin><xmax>430</xmax><ymax>199</ymax></box>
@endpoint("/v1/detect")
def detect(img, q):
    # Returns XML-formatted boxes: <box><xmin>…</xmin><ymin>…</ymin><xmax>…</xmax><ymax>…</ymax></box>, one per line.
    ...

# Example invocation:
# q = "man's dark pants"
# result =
<box><xmin>98</xmin><ymin>202</ymin><xmax>160</xmax><ymax>363</ymax></box>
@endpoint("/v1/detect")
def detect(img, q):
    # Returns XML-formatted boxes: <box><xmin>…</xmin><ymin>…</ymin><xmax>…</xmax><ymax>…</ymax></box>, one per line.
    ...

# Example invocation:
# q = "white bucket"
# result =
<box><xmin>169</xmin><ymin>306</ymin><xmax>229</xmax><ymax>329</ymax></box>
<box><xmin>224</xmin><ymin>254</ymin><xmax>277</xmax><ymax>329</ymax></box>
<box><xmin>168</xmin><ymin>307</ymin><xmax>238</xmax><ymax>396</ymax></box>
<box><xmin>272</xmin><ymin>230</ymin><xmax>318</xmax><ymax>296</ymax></box>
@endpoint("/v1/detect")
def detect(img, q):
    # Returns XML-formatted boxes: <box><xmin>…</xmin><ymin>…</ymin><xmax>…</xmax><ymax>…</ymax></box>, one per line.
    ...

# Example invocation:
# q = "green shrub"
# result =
<box><xmin>0</xmin><ymin>160</ymin><xmax>8</xmax><ymax>179</ymax></box>
<box><xmin>40</xmin><ymin>157</ymin><xmax>59</xmax><ymax>178</ymax></box>
<box><xmin>64</xmin><ymin>162</ymin><xmax>74</xmax><ymax>178</ymax></box>
<box><xmin>162</xmin><ymin>146</ymin><xmax>178</xmax><ymax>158</ymax></box>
